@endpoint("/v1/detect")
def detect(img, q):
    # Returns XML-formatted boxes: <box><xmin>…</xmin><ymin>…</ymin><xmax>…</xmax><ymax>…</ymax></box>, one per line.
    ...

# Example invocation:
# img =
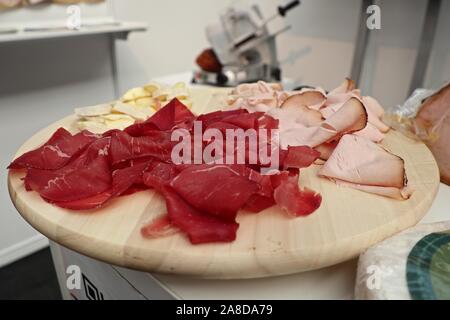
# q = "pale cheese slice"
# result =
<box><xmin>75</xmin><ymin>103</ymin><xmax>112</xmax><ymax>117</ymax></box>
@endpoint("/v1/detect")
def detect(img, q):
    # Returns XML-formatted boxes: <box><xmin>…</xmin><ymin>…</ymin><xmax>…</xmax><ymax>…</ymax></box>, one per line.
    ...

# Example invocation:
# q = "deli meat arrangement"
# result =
<box><xmin>9</xmin><ymin>79</ymin><xmax>413</xmax><ymax>245</ymax></box>
<box><xmin>228</xmin><ymin>79</ymin><xmax>413</xmax><ymax>200</ymax></box>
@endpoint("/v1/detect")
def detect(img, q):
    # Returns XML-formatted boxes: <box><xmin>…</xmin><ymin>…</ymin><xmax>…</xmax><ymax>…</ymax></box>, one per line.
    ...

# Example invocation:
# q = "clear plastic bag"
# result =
<box><xmin>384</xmin><ymin>83</ymin><xmax>450</xmax><ymax>143</ymax></box>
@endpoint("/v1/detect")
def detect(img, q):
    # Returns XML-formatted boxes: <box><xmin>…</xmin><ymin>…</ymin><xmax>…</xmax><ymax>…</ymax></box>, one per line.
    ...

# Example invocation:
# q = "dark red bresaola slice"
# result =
<box><xmin>109</xmin><ymin>130</ymin><xmax>174</xmax><ymax>165</ymax></box>
<box><xmin>25</xmin><ymin>138</ymin><xmax>112</xmax><ymax>202</ymax></box>
<box><xmin>141</xmin><ymin>215</ymin><xmax>179</xmax><ymax>239</ymax></box>
<box><xmin>273</xmin><ymin>173</ymin><xmax>322</xmax><ymax>216</ymax></box>
<box><xmin>196</xmin><ymin>109</ymin><xmax>247</xmax><ymax>129</ymax></box>
<box><xmin>142</xmin><ymin>162</ymin><xmax>179</xmax><ymax>190</ymax></box>
<box><xmin>170</xmin><ymin>164</ymin><xmax>258</xmax><ymax>222</ymax></box>
<box><xmin>125</xmin><ymin>98</ymin><xmax>196</xmax><ymax>135</ymax></box>
<box><xmin>8</xmin><ymin>128</ymin><xmax>97</xmax><ymax>170</ymax></box>
<box><xmin>161</xmin><ymin>186</ymin><xmax>239</xmax><ymax>244</ymax></box>
<box><xmin>243</xmin><ymin>194</ymin><xmax>275</xmax><ymax>213</ymax></box>
<box><xmin>51</xmin><ymin>161</ymin><xmax>153</xmax><ymax>210</ymax></box>
<box><xmin>281</xmin><ymin>146</ymin><xmax>321</xmax><ymax>169</ymax></box>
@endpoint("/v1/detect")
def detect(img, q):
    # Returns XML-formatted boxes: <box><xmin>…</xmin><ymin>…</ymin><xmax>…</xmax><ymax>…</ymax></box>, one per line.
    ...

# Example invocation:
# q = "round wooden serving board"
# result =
<box><xmin>8</xmin><ymin>87</ymin><xmax>440</xmax><ymax>279</ymax></box>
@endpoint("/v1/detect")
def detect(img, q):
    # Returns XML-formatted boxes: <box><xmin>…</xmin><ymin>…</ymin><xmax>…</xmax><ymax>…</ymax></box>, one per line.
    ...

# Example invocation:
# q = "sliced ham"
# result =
<box><xmin>274</xmin><ymin>97</ymin><xmax>368</xmax><ymax>148</ymax></box>
<box><xmin>281</xmin><ymin>90</ymin><xmax>326</xmax><ymax>110</ymax></box>
<box><xmin>328</xmin><ymin>78</ymin><xmax>356</xmax><ymax>96</ymax></box>
<box><xmin>318</xmin><ymin>134</ymin><xmax>411</xmax><ymax>199</ymax></box>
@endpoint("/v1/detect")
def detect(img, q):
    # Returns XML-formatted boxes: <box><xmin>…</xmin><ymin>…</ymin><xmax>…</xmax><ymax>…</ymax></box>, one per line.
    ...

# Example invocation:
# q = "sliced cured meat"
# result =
<box><xmin>329</xmin><ymin>78</ymin><xmax>356</xmax><ymax>96</ymax></box>
<box><xmin>322</xmin><ymin>97</ymin><xmax>368</xmax><ymax>135</ymax></box>
<box><xmin>314</xmin><ymin>141</ymin><xmax>338</xmax><ymax>161</ymax></box>
<box><xmin>161</xmin><ymin>186</ymin><xmax>239</xmax><ymax>244</ymax></box>
<box><xmin>272</xmin><ymin>104</ymin><xmax>323</xmax><ymax>127</ymax></box>
<box><xmin>281</xmin><ymin>90</ymin><xmax>326</xmax><ymax>110</ymax></box>
<box><xmin>141</xmin><ymin>215</ymin><xmax>179</xmax><ymax>239</ymax></box>
<box><xmin>143</xmin><ymin>162</ymin><xmax>179</xmax><ymax>190</ymax></box>
<box><xmin>196</xmin><ymin>109</ymin><xmax>247</xmax><ymax>129</ymax></box>
<box><xmin>229</xmin><ymin>81</ymin><xmax>289</xmax><ymax>110</ymax></box>
<box><xmin>281</xmin><ymin>146</ymin><xmax>321</xmax><ymax>169</ymax></box>
<box><xmin>52</xmin><ymin>161</ymin><xmax>153</xmax><ymax>210</ymax></box>
<box><xmin>319</xmin><ymin>134</ymin><xmax>411</xmax><ymax>199</ymax></box>
<box><xmin>170</xmin><ymin>164</ymin><xmax>259</xmax><ymax>221</ymax></box>
<box><xmin>125</xmin><ymin>98</ymin><xmax>195</xmax><ymax>135</ymax></box>
<box><xmin>9</xmin><ymin>128</ymin><xmax>97</xmax><ymax>170</ymax></box>
<box><xmin>330</xmin><ymin>179</ymin><xmax>413</xmax><ymax>200</ymax></box>
<box><xmin>321</xmin><ymin>97</ymin><xmax>388</xmax><ymax>143</ymax></box>
<box><xmin>109</xmin><ymin>130</ymin><xmax>174</xmax><ymax>165</ymax></box>
<box><xmin>275</xmin><ymin>97</ymin><xmax>368</xmax><ymax>149</ymax></box>
<box><xmin>362</xmin><ymin>96</ymin><xmax>385</xmax><ymax>119</ymax></box>
<box><xmin>243</xmin><ymin>194</ymin><xmax>275</xmax><ymax>213</ymax></box>
<box><xmin>273</xmin><ymin>173</ymin><xmax>322</xmax><ymax>216</ymax></box>
<box><xmin>221</xmin><ymin>113</ymin><xmax>259</xmax><ymax>130</ymax></box>
<box><xmin>354</xmin><ymin>123</ymin><xmax>385</xmax><ymax>143</ymax></box>
<box><xmin>52</xmin><ymin>191</ymin><xmax>114</xmax><ymax>210</ymax></box>
<box><xmin>25</xmin><ymin>137</ymin><xmax>112</xmax><ymax>202</ymax></box>
<box><xmin>256</xmin><ymin>114</ymin><xmax>279</xmax><ymax>130</ymax></box>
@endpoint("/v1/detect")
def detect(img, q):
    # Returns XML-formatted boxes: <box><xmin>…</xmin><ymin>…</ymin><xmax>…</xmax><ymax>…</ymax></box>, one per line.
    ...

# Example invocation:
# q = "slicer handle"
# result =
<box><xmin>278</xmin><ymin>0</ymin><xmax>300</xmax><ymax>17</ymax></box>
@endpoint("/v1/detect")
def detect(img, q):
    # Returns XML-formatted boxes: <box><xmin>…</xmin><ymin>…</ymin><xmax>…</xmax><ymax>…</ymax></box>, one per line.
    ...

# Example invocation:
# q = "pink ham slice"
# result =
<box><xmin>8</xmin><ymin>128</ymin><xmax>97</xmax><ymax>170</ymax></box>
<box><xmin>328</xmin><ymin>78</ymin><xmax>356</xmax><ymax>96</ymax></box>
<box><xmin>281</xmin><ymin>90</ymin><xmax>327</xmax><ymax>111</ymax></box>
<box><xmin>319</xmin><ymin>134</ymin><xmax>412</xmax><ymax>199</ymax></box>
<box><xmin>275</xmin><ymin>97</ymin><xmax>368</xmax><ymax>149</ymax></box>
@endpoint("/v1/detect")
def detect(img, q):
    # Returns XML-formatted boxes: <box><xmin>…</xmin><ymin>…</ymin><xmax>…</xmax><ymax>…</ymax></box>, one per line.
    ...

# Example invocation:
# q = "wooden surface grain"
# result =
<box><xmin>7</xmin><ymin>87</ymin><xmax>440</xmax><ymax>279</ymax></box>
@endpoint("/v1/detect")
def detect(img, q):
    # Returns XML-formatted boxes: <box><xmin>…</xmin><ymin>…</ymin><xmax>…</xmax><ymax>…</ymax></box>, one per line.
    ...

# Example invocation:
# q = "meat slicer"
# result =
<box><xmin>193</xmin><ymin>0</ymin><xmax>300</xmax><ymax>87</ymax></box>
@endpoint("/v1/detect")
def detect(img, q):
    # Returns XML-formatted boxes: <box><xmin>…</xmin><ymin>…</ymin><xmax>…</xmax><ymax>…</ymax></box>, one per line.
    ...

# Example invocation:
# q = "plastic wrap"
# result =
<box><xmin>355</xmin><ymin>222</ymin><xmax>450</xmax><ymax>300</ymax></box>
<box><xmin>385</xmin><ymin>83</ymin><xmax>450</xmax><ymax>185</ymax></box>
<box><xmin>385</xmin><ymin>86</ymin><xmax>443</xmax><ymax>142</ymax></box>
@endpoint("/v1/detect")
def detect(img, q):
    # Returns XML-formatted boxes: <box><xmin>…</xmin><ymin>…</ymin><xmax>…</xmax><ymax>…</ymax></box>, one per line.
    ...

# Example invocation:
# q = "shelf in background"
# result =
<box><xmin>0</xmin><ymin>21</ymin><xmax>147</xmax><ymax>44</ymax></box>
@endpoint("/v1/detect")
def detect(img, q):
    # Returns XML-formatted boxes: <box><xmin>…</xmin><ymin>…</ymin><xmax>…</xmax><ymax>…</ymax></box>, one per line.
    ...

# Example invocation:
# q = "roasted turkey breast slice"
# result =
<box><xmin>319</xmin><ymin>135</ymin><xmax>409</xmax><ymax>198</ymax></box>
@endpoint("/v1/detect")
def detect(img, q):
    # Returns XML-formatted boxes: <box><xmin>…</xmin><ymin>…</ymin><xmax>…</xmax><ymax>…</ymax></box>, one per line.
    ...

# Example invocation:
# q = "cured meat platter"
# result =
<box><xmin>8</xmin><ymin>87</ymin><xmax>440</xmax><ymax>279</ymax></box>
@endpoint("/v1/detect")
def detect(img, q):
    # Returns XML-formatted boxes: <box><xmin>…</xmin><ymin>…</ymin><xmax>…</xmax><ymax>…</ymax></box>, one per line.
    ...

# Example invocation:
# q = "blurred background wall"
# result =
<box><xmin>0</xmin><ymin>0</ymin><xmax>449</xmax><ymax>266</ymax></box>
